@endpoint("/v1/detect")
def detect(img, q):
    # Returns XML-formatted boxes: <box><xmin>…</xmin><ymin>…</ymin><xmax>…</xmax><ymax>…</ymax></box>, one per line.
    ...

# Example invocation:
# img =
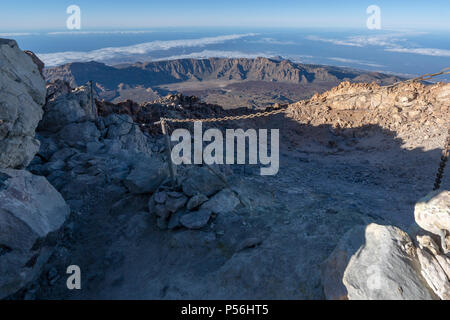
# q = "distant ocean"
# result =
<box><xmin>3</xmin><ymin>27</ymin><xmax>450</xmax><ymax>80</ymax></box>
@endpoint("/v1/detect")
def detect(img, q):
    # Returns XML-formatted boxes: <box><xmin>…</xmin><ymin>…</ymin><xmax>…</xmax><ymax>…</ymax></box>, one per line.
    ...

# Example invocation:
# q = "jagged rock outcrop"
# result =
<box><xmin>0</xmin><ymin>39</ymin><xmax>46</xmax><ymax>169</ymax></box>
<box><xmin>287</xmin><ymin>81</ymin><xmax>450</xmax><ymax>148</ymax></box>
<box><xmin>0</xmin><ymin>169</ymin><xmax>70</xmax><ymax>299</ymax></box>
<box><xmin>30</xmin><ymin>83</ymin><xmax>169</xmax><ymax>212</ymax></box>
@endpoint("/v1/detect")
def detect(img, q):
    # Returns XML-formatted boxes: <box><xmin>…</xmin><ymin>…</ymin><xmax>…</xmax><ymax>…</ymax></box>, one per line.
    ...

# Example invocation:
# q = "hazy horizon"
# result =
<box><xmin>1</xmin><ymin>0</ymin><xmax>450</xmax><ymax>31</ymax></box>
<box><xmin>1</xmin><ymin>1</ymin><xmax>449</xmax><ymax>79</ymax></box>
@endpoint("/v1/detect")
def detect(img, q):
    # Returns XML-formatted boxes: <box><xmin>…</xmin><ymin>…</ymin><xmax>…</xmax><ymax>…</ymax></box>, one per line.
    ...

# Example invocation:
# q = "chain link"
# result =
<box><xmin>383</xmin><ymin>67</ymin><xmax>450</xmax><ymax>88</ymax></box>
<box><xmin>433</xmin><ymin>127</ymin><xmax>450</xmax><ymax>191</ymax></box>
<box><xmin>154</xmin><ymin>107</ymin><xmax>287</xmax><ymax>124</ymax></box>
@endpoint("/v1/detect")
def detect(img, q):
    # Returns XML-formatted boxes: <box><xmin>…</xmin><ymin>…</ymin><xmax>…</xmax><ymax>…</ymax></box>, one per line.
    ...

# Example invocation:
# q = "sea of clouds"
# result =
<box><xmin>37</xmin><ymin>33</ymin><xmax>258</xmax><ymax>66</ymax></box>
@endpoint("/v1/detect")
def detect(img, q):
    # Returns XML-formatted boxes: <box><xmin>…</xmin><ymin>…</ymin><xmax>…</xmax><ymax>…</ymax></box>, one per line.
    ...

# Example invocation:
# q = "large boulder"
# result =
<box><xmin>341</xmin><ymin>224</ymin><xmax>436</xmax><ymax>300</ymax></box>
<box><xmin>0</xmin><ymin>39</ymin><xmax>46</xmax><ymax>169</ymax></box>
<box><xmin>0</xmin><ymin>169</ymin><xmax>70</xmax><ymax>298</ymax></box>
<box><xmin>414</xmin><ymin>190</ymin><xmax>450</xmax><ymax>253</ymax></box>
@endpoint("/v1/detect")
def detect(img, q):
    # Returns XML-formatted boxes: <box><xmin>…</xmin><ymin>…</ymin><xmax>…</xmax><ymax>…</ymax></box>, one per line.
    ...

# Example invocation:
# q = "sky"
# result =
<box><xmin>1</xmin><ymin>0</ymin><xmax>449</xmax><ymax>31</ymax></box>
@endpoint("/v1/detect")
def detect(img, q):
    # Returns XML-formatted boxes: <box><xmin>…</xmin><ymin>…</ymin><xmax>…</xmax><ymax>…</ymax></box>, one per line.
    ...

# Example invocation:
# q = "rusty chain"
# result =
<box><xmin>383</xmin><ymin>67</ymin><xmax>450</xmax><ymax>88</ymax></box>
<box><xmin>433</xmin><ymin>127</ymin><xmax>450</xmax><ymax>191</ymax></box>
<box><xmin>154</xmin><ymin>107</ymin><xmax>287</xmax><ymax>125</ymax></box>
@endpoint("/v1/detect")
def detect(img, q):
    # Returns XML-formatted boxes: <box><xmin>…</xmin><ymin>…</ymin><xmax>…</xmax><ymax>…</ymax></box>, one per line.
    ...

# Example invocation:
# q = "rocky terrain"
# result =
<box><xmin>1</xmin><ymin>38</ymin><xmax>449</xmax><ymax>300</ymax></box>
<box><xmin>43</xmin><ymin>57</ymin><xmax>402</xmax><ymax>108</ymax></box>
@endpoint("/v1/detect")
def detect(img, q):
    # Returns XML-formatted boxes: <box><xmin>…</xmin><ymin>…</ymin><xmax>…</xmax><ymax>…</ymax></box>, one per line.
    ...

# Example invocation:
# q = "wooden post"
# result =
<box><xmin>89</xmin><ymin>80</ymin><xmax>95</xmax><ymax>115</ymax></box>
<box><xmin>160</xmin><ymin>119</ymin><xmax>176</xmax><ymax>185</ymax></box>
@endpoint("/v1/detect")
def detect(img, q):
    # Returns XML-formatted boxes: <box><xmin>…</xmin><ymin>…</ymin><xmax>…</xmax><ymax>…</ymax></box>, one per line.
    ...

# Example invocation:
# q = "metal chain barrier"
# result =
<box><xmin>433</xmin><ymin>127</ymin><xmax>450</xmax><ymax>191</ymax></box>
<box><xmin>383</xmin><ymin>67</ymin><xmax>450</xmax><ymax>88</ymax></box>
<box><xmin>154</xmin><ymin>107</ymin><xmax>287</xmax><ymax>125</ymax></box>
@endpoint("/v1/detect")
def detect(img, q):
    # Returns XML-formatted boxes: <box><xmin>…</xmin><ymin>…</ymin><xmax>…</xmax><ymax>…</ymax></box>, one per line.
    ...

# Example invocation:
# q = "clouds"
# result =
<box><xmin>0</xmin><ymin>32</ymin><xmax>35</xmax><ymax>37</ymax></box>
<box><xmin>307</xmin><ymin>32</ymin><xmax>450</xmax><ymax>58</ymax></box>
<box><xmin>37</xmin><ymin>33</ymin><xmax>257</xmax><ymax>66</ymax></box>
<box><xmin>328</xmin><ymin>57</ymin><xmax>384</xmax><ymax>68</ymax></box>
<box><xmin>248</xmin><ymin>37</ymin><xmax>296</xmax><ymax>45</ymax></box>
<box><xmin>155</xmin><ymin>50</ymin><xmax>272</xmax><ymax>61</ymax></box>
<box><xmin>385</xmin><ymin>47</ymin><xmax>450</xmax><ymax>57</ymax></box>
<box><xmin>306</xmin><ymin>33</ymin><xmax>412</xmax><ymax>47</ymax></box>
<box><xmin>46</xmin><ymin>30</ymin><xmax>155</xmax><ymax>35</ymax></box>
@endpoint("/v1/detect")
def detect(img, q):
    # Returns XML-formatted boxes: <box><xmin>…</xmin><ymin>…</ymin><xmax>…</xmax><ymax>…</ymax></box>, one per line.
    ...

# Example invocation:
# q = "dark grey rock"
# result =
<box><xmin>124</xmin><ymin>158</ymin><xmax>168</xmax><ymax>194</ymax></box>
<box><xmin>180</xmin><ymin>209</ymin><xmax>212</xmax><ymax>229</ymax></box>
<box><xmin>57</xmin><ymin>122</ymin><xmax>100</xmax><ymax>147</ymax></box>
<box><xmin>165</xmin><ymin>194</ymin><xmax>188</xmax><ymax>213</ymax></box>
<box><xmin>154</xmin><ymin>191</ymin><xmax>167</xmax><ymax>204</ymax></box>
<box><xmin>186</xmin><ymin>194</ymin><xmax>208</xmax><ymax>210</ymax></box>
<box><xmin>182</xmin><ymin>167</ymin><xmax>225</xmax><ymax>197</ymax></box>
<box><xmin>157</xmin><ymin>217</ymin><xmax>168</xmax><ymax>230</ymax></box>
<box><xmin>168</xmin><ymin>210</ymin><xmax>185</xmax><ymax>230</ymax></box>
<box><xmin>155</xmin><ymin>204</ymin><xmax>171</xmax><ymax>219</ymax></box>
<box><xmin>200</xmin><ymin>189</ymin><xmax>240</xmax><ymax>214</ymax></box>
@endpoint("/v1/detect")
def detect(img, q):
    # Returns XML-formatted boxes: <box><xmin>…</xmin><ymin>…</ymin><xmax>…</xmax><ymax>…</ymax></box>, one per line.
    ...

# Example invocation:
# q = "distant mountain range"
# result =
<box><xmin>44</xmin><ymin>57</ymin><xmax>403</xmax><ymax>108</ymax></box>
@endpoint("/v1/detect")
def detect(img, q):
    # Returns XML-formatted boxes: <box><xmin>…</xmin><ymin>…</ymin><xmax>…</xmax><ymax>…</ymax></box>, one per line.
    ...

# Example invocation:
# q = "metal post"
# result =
<box><xmin>160</xmin><ymin>119</ymin><xmax>176</xmax><ymax>185</ymax></box>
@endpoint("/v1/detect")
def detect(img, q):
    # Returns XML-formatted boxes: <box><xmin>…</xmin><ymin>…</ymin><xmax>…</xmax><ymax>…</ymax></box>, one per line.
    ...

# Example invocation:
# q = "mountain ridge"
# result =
<box><xmin>44</xmin><ymin>57</ymin><xmax>403</xmax><ymax>108</ymax></box>
<box><xmin>45</xmin><ymin>57</ymin><xmax>402</xmax><ymax>88</ymax></box>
